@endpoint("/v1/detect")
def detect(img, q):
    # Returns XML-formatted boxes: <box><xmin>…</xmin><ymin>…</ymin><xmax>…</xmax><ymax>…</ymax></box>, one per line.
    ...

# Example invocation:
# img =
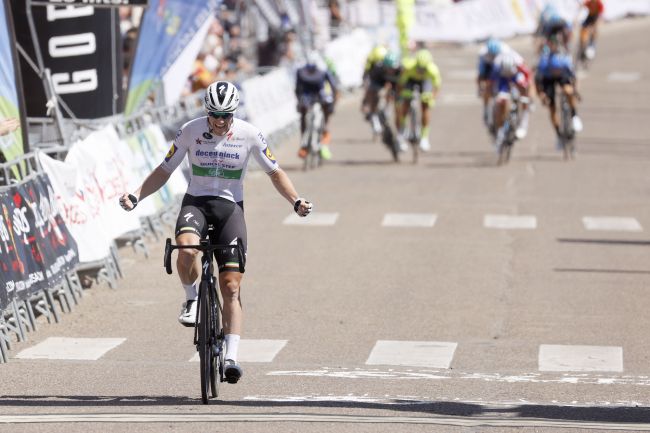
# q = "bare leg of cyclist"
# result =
<box><xmin>396</xmin><ymin>99</ymin><xmax>409</xmax><ymax>151</ymax></box>
<box><xmin>562</xmin><ymin>84</ymin><xmax>583</xmax><ymax>132</ymax></box>
<box><xmin>176</xmin><ymin>232</ymin><xmax>201</xmax><ymax>326</ymax></box>
<box><xmin>220</xmin><ymin>271</ymin><xmax>244</xmax><ymax>382</ymax></box>
<box><xmin>493</xmin><ymin>97</ymin><xmax>508</xmax><ymax>149</ymax></box>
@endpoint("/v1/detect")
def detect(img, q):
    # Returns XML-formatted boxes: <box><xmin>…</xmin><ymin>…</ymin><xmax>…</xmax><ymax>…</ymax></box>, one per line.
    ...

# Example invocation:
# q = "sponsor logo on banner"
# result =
<box><xmin>0</xmin><ymin>174</ymin><xmax>79</xmax><ymax>305</ymax></box>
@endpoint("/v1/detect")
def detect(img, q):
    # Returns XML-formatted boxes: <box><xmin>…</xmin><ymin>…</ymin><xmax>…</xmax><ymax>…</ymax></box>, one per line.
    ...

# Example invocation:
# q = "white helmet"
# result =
<box><xmin>205</xmin><ymin>81</ymin><xmax>240</xmax><ymax>113</ymax></box>
<box><xmin>498</xmin><ymin>54</ymin><xmax>518</xmax><ymax>77</ymax></box>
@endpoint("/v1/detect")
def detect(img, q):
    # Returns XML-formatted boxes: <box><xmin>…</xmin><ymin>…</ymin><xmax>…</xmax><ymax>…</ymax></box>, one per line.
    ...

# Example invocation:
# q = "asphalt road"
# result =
<box><xmin>1</xmin><ymin>17</ymin><xmax>650</xmax><ymax>433</ymax></box>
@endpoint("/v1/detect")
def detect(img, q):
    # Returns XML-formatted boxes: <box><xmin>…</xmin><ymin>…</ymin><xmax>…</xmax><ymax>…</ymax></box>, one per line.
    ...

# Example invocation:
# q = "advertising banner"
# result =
<box><xmin>125</xmin><ymin>0</ymin><xmax>220</xmax><ymax>114</ymax></box>
<box><xmin>0</xmin><ymin>0</ymin><xmax>27</xmax><ymax>165</ymax></box>
<box><xmin>30</xmin><ymin>0</ymin><xmax>149</xmax><ymax>6</ymax></box>
<box><xmin>0</xmin><ymin>174</ymin><xmax>79</xmax><ymax>302</ymax></box>
<box><xmin>11</xmin><ymin>1</ymin><xmax>123</xmax><ymax>118</ymax></box>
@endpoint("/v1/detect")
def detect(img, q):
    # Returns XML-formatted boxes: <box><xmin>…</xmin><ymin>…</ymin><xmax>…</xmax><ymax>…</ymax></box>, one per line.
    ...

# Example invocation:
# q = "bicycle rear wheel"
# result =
<box><xmin>209</xmin><ymin>285</ymin><xmax>220</xmax><ymax>398</ymax></box>
<box><xmin>198</xmin><ymin>280</ymin><xmax>212</xmax><ymax>404</ymax></box>
<box><xmin>378</xmin><ymin>110</ymin><xmax>399</xmax><ymax>162</ymax></box>
<box><xmin>408</xmin><ymin>104</ymin><xmax>419</xmax><ymax>164</ymax></box>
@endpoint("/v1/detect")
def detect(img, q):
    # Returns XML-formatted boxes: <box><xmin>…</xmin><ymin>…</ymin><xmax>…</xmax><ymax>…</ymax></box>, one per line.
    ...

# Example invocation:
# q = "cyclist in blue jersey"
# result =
<box><xmin>535</xmin><ymin>39</ymin><xmax>583</xmax><ymax>149</ymax></box>
<box><xmin>540</xmin><ymin>13</ymin><xmax>572</xmax><ymax>53</ymax></box>
<box><xmin>119</xmin><ymin>80</ymin><xmax>313</xmax><ymax>384</ymax></box>
<box><xmin>295</xmin><ymin>51</ymin><xmax>339</xmax><ymax>160</ymax></box>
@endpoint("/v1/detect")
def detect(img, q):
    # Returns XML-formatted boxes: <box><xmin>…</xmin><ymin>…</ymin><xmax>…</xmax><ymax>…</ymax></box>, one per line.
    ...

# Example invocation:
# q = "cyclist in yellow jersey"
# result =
<box><xmin>397</xmin><ymin>49</ymin><xmax>442</xmax><ymax>152</ymax></box>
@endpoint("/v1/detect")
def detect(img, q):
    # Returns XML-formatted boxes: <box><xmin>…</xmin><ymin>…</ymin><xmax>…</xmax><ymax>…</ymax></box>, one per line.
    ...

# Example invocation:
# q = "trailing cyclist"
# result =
<box><xmin>579</xmin><ymin>0</ymin><xmax>604</xmax><ymax>62</ymax></box>
<box><xmin>535</xmin><ymin>38</ymin><xmax>583</xmax><ymax>150</ymax></box>
<box><xmin>361</xmin><ymin>47</ymin><xmax>401</xmax><ymax>136</ymax></box>
<box><xmin>539</xmin><ymin>12</ymin><xmax>573</xmax><ymax>53</ymax></box>
<box><xmin>477</xmin><ymin>38</ymin><xmax>523</xmax><ymax>135</ymax></box>
<box><xmin>396</xmin><ymin>48</ymin><xmax>442</xmax><ymax>152</ymax></box>
<box><xmin>295</xmin><ymin>50</ymin><xmax>339</xmax><ymax>161</ymax></box>
<box><xmin>491</xmin><ymin>53</ymin><xmax>532</xmax><ymax>149</ymax></box>
<box><xmin>119</xmin><ymin>80</ymin><xmax>313</xmax><ymax>384</ymax></box>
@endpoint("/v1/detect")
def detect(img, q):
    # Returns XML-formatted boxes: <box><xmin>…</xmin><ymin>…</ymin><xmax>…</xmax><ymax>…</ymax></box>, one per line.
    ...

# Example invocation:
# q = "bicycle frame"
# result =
<box><xmin>164</xmin><ymin>235</ymin><xmax>245</xmax><ymax>403</ymax></box>
<box><xmin>405</xmin><ymin>86</ymin><xmax>422</xmax><ymax>164</ymax></box>
<box><xmin>301</xmin><ymin>98</ymin><xmax>324</xmax><ymax>170</ymax></box>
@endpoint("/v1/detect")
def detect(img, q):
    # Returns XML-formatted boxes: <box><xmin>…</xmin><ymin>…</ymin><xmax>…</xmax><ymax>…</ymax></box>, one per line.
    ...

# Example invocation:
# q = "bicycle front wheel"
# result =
<box><xmin>198</xmin><ymin>280</ymin><xmax>212</xmax><ymax>404</ymax></box>
<box><xmin>209</xmin><ymin>285</ymin><xmax>220</xmax><ymax>398</ymax></box>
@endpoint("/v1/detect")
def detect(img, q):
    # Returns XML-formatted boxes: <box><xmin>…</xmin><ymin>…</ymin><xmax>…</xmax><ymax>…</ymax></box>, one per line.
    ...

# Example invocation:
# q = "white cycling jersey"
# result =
<box><xmin>160</xmin><ymin>117</ymin><xmax>279</xmax><ymax>202</ymax></box>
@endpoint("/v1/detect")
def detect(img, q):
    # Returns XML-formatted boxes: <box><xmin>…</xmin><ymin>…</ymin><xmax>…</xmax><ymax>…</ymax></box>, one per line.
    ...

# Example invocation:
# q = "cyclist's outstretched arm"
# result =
<box><xmin>268</xmin><ymin>168</ymin><xmax>312</xmax><ymax>216</ymax></box>
<box><xmin>119</xmin><ymin>165</ymin><xmax>172</xmax><ymax>210</ymax></box>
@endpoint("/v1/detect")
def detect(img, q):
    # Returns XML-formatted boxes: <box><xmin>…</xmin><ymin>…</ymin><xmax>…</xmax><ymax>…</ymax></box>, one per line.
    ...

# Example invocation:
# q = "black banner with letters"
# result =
<box><xmin>11</xmin><ymin>1</ymin><xmax>123</xmax><ymax>118</ymax></box>
<box><xmin>0</xmin><ymin>174</ymin><xmax>79</xmax><ymax>306</ymax></box>
<box><xmin>30</xmin><ymin>0</ymin><xmax>149</xmax><ymax>7</ymax></box>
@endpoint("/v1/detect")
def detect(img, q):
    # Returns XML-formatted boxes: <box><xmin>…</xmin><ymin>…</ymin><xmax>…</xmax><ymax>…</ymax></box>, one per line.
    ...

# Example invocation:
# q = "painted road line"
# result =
<box><xmin>382</xmin><ymin>213</ymin><xmax>437</xmax><ymax>228</ymax></box>
<box><xmin>268</xmin><ymin>366</ymin><xmax>650</xmax><ymax>385</ymax></box>
<box><xmin>190</xmin><ymin>339</ymin><xmax>287</xmax><ymax>362</ymax></box>
<box><xmin>538</xmin><ymin>344</ymin><xmax>623</xmax><ymax>372</ymax></box>
<box><xmin>4</xmin><ymin>412</ymin><xmax>650</xmax><ymax>429</ymax></box>
<box><xmin>607</xmin><ymin>72</ymin><xmax>641</xmax><ymax>82</ymax></box>
<box><xmin>582</xmin><ymin>216</ymin><xmax>643</xmax><ymax>232</ymax></box>
<box><xmin>484</xmin><ymin>214</ymin><xmax>537</xmax><ymax>229</ymax></box>
<box><xmin>283</xmin><ymin>212</ymin><xmax>339</xmax><ymax>226</ymax></box>
<box><xmin>15</xmin><ymin>337</ymin><xmax>126</xmax><ymax>361</ymax></box>
<box><xmin>366</xmin><ymin>340</ymin><xmax>457</xmax><ymax>368</ymax></box>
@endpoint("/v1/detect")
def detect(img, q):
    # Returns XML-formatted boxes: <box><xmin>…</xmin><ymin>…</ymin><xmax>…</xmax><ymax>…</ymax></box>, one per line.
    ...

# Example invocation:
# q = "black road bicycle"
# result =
<box><xmin>301</xmin><ymin>97</ymin><xmax>325</xmax><ymax>171</ymax></box>
<box><xmin>376</xmin><ymin>95</ymin><xmax>400</xmax><ymax>162</ymax></box>
<box><xmin>404</xmin><ymin>86</ymin><xmax>422</xmax><ymax>164</ymax></box>
<box><xmin>558</xmin><ymin>89</ymin><xmax>577</xmax><ymax>160</ymax></box>
<box><xmin>164</xmin><ymin>229</ymin><xmax>245</xmax><ymax>404</ymax></box>
<box><xmin>497</xmin><ymin>88</ymin><xmax>522</xmax><ymax>166</ymax></box>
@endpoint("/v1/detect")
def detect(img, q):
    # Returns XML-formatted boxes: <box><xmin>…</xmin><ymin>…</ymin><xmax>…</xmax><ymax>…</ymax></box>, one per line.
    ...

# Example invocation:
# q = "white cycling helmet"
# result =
<box><xmin>498</xmin><ymin>54</ymin><xmax>518</xmax><ymax>77</ymax></box>
<box><xmin>205</xmin><ymin>81</ymin><xmax>240</xmax><ymax>113</ymax></box>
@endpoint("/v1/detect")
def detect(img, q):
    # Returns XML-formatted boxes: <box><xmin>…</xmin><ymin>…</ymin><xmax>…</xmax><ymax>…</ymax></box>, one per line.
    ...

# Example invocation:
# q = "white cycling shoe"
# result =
<box><xmin>178</xmin><ymin>300</ymin><xmax>197</xmax><ymax>327</ymax></box>
<box><xmin>397</xmin><ymin>135</ymin><xmax>409</xmax><ymax>152</ymax></box>
<box><xmin>419</xmin><ymin>137</ymin><xmax>431</xmax><ymax>152</ymax></box>
<box><xmin>572</xmin><ymin>115</ymin><xmax>583</xmax><ymax>133</ymax></box>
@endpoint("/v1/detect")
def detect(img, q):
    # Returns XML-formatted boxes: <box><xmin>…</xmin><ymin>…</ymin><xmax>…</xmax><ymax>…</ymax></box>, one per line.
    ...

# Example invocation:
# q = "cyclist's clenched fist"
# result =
<box><xmin>119</xmin><ymin>193</ymin><xmax>139</xmax><ymax>211</ymax></box>
<box><xmin>294</xmin><ymin>198</ymin><xmax>313</xmax><ymax>217</ymax></box>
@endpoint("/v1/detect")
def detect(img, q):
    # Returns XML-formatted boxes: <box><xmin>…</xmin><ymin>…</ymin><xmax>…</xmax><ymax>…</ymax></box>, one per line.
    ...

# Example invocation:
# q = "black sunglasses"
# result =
<box><xmin>208</xmin><ymin>112</ymin><xmax>234</xmax><ymax>120</ymax></box>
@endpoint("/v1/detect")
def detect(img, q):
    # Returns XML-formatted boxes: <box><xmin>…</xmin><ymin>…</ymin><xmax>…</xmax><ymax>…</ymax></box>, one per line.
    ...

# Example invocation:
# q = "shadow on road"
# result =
<box><xmin>2</xmin><ymin>395</ymin><xmax>650</xmax><ymax>423</ymax></box>
<box><xmin>557</xmin><ymin>238</ymin><xmax>650</xmax><ymax>246</ymax></box>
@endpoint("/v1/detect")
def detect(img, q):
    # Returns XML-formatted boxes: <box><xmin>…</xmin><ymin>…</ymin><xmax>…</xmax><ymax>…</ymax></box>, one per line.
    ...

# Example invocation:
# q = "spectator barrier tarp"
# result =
<box><xmin>10</xmin><ymin>1</ymin><xmax>123</xmax><ymax>118</ymax></box>
<box><xmin>0</xmin><ymin>0</ymin><xmax>27</xmax><ymax>167</ymax></box>
<box><xmin>125</xmin><ymin>0</ymin><xmax>221</xmax><ymax>115</ymax></box>
<box><xmin>38</xmin><ymin>124</ymin><xmax>187</xmax><ymax>262</ymax></box>
<box><xmin>0</xmin><ymin>173</ymin><xmax>79</xmax><ymax>303</ymax></box>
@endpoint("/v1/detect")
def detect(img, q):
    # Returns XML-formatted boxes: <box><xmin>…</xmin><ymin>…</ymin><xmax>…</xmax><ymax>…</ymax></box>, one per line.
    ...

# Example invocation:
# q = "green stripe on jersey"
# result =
<box><xmin>192</xmin><ymin>164</ymin><xmax>243</xmax><ymax>179</ymax></box>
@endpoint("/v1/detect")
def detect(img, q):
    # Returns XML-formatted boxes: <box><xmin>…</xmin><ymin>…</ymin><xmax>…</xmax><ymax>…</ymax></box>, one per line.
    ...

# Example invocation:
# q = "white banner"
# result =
<box><xmin>241</xmin><ymin>68</ymin><xmax>299</xmax><ymax>136</ymax></box>
<box><xmin>325</xmin><ymin>28</ymin><xmax>374</xmax><ymax>89</ymax></box>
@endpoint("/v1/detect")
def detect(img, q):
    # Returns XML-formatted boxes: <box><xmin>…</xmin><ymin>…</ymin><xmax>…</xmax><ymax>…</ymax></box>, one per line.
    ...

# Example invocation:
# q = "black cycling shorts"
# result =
<box><xmin>175</xmin><ymin>194</ymin><xmax>247</xmax><ymax>273</ymax></box>
<box><xmin>539</xmin><ymin>76</ymin><xmax>572</xmax><ymax>107</ymax></box>
<box><xmin>582</xmin><ymin>14</ymin><xmax>598</xmax><ymax>28</ymax></box>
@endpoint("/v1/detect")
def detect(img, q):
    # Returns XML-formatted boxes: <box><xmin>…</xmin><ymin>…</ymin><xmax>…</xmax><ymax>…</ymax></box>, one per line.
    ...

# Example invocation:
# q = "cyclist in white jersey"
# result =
<box><xmin>119</xmin><ymin>81</ymin><xmax>313</xmax><ymax>384</ymax></box>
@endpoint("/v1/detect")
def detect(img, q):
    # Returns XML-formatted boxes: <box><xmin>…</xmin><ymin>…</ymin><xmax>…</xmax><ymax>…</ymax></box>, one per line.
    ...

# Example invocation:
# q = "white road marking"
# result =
<box><xmin>538</xmin><ymin>344</ymin><xmax>623</xmax><ymax>372</ymax></box>
<box><xmin>283</xmin><ymin>212</ymin><xmax>339</xmax><ymax>226</ymax></box>
<box><xmin>268</xmin><ymin>366</ymin><xmax>650</xmax><ymax>385</ymax></box>
<box><xmin>607</xmin><ymin>72</ymin><xmax>641</xmax><ymax>82</ymax></box>
<box><xmin>15</xmin><ymin>337</ymin><xmax>126</xmax><ymax>361</ymax></box>
<box><xmin>2</xmin><ymin>413</ymin><xmax>650</xmax><ymax>429</ymax></box>
<box><xmin>582</xmin><ymin>216</ymin><xmax>643</xmax><ymax>232</ymax></box>
<box><xmin>366</xmin><ymin>340</ymin><xmax>457</xmax><ymax>369</ymax></box>
<box><xmin>190</xmin><ymin>339</ymin><xmax>287</xmax><ymax>362</ymax></box>
<box><xmin>382</xmin><ymin>213</ymin><xmax>437</xmax><ymax>227</ymax></box>
<box><xmin>484</xmin><ymin>214</ymin><xmax>537</xmax><ymax>229</ymax></box>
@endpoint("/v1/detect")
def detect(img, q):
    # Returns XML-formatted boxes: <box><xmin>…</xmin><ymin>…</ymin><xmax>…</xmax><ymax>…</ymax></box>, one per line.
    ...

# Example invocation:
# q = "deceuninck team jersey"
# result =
<box><xmin>160</xmin><ymin>117</ymin><xmax>279</xmax><ymax>203</ymax></box>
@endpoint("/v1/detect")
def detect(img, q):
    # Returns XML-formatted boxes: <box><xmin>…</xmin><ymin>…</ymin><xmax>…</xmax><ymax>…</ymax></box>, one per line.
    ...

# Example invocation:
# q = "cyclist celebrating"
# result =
<box><xmin>361</xmin><ymin>48</ymin><xmax>401</xmax><ymax>136</ymax></box>
<box><xmin>119</xmin><ymin>80</ymin><xmax>313</xmax><ymax>384</ymax></box>
<box><xmin>491</xmin><ymin>53</ymin><xmax>532</xmax><ymax>149</ymax></box>
<box><xmin>535</xmin><ymin>38</ymin><xmax>583</xmax><ymax>149</ymax></box>
<box><xmin>579</xmin><ymin>0</ymin><xmax>604</xmax><ymax>61</ymax></box>
<box><xmin>295</xmin><ymin>50</ymin><xmax>339</xmax><ymax>160</ymax></box>
<box><xmin>396</xmin><ymin>48</ymin><xmax>442</xmax><ymax>152</ymax></box>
